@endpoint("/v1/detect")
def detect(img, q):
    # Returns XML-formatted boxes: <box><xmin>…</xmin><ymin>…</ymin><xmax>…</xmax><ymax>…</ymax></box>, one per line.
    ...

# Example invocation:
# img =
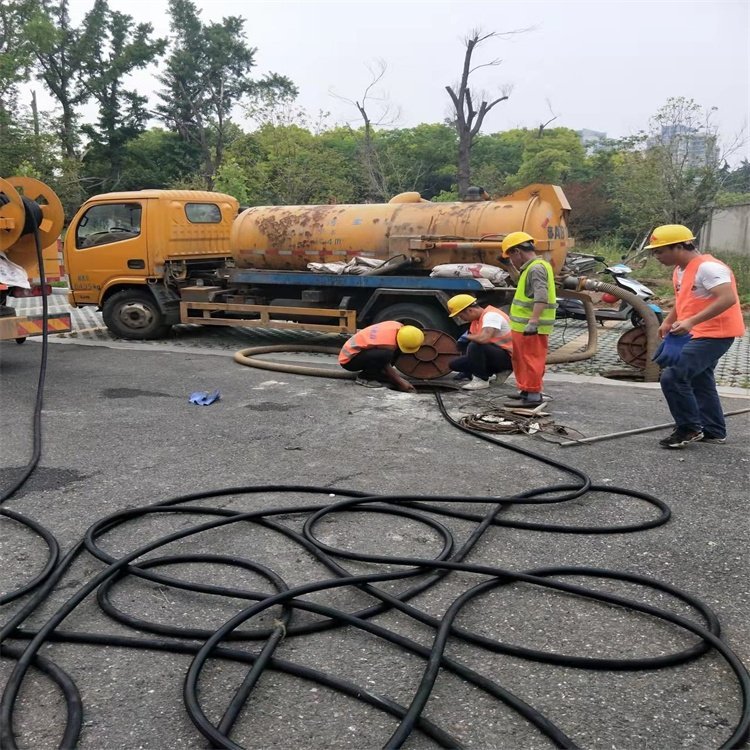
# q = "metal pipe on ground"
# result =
<box><xmin>558</xmin><ymin>408</ymin><xmax>750</xmax><ymax>447</ymax></box>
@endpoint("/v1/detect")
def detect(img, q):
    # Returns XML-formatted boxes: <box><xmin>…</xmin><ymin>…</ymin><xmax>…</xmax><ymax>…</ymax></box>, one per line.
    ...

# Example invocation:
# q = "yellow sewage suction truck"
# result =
<box><xmin>62</xmin><ymin>183</ymin><xmax>573</xmax><ymax>339</ymax></box>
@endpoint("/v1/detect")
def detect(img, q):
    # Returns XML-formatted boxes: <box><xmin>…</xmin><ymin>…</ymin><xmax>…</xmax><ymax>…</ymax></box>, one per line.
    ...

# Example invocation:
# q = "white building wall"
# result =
<box><xmin>700</xmin><ymin>204</ymin><xmax>750</xmax><ymax>255</ymax></box>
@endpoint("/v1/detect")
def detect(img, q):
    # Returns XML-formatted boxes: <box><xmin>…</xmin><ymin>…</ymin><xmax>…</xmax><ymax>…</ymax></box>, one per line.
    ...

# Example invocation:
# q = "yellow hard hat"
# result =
<box><xmin>501</xmin><ymin>231</ymin><xmax>535</xmax><ymax>257</ymax></box>
<box><xmin>446</xmin><ymin>294</ymin><xmax>477</xmax><ymax>318</ymax></box>
<box><xmin>644</xmin><ymin>225</ymin><xmax>696</xmax><ymax>250</ymax></box>
<box><xmin>396</xmin><ymin>325</ymin><xmax>424</xmax><ymax>353</ymax></box>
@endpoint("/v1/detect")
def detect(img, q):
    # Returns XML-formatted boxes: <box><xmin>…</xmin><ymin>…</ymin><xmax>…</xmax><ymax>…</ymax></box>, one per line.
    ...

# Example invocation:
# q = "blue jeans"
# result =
<box><xmin>659</xmin><ymin>337</ymin><xmax>734</xmax><ymax>437</ymax></box>
<box><xmin>450</xmin><ymin>342</ymin><xmax>512</xmax><ymax>381</ymax></box>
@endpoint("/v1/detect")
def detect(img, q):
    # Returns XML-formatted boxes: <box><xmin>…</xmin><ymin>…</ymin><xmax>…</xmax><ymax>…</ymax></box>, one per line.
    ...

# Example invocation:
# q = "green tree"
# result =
<box><xmin>24</xmin><ymin>0</ymin><xmax>90</xmax><ymax>159</ymax></box>
<box><xmin>0</xmin><ymin>1</ymin><xmax>63</xmax><ymax>184</ymax></box>
<box><xmin>0</xmin><ymin>0</ymin><xmax>35</xmax><ymax>104</ymax></box>
<box><xmin>77</xmin><ymin>0</ymin><xmax>166</xmax><ymax>192</ymax></box>
<box><xmin>721</xmin><ymin>159</ymin><xmax>750</xmax><ymax>194</ymax></box>
<box><xmin>257</xmin><ymin>125</ymin><xmax>359</xmax><ymax>205</ymax></box>
<box><xmin>156</xmin><ymin>0</ymin><xmax>295</xmax><ymax>188</ymax></box>
<box><xmin>116</xmin><ymin>127</ymin><xmax>201</xmax><ymax>190</ymax></box>
<box><xmin>645</xmin><ymin>97</ymin><xmax>724</xmax><ymax>228</ymax></box>
<box><xmin>609</xmin><ymin>148</ymin><xmax>670</xmax><ymax>239</ymax></box>
<box><xmin>470</xmin><ymin>129</ymin><xmax>527</xmax><ymax>195</ymax></box>
<box><xmin>370</xmin><ymin>124</ymin><xmax>457</xmax><ymax>200</ymax></box>
<box><xmin>501</xmin><ymin>128</ymin><xmax>588</xmax><ymax>191</ymax></box>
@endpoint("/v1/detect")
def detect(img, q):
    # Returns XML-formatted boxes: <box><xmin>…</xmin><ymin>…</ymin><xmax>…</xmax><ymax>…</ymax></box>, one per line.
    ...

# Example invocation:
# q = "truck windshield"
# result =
<box><xmin>76</xmin><ymin>203</ymin><xmax>142</xmax><ymax>248</ymax></box>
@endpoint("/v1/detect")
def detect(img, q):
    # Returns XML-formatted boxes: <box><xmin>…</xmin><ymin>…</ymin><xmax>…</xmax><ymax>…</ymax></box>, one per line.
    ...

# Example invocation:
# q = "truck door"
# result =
<box><xmin>65</xmin><ymin>200</ymin><xmax>147</xmax><ymax>305</ymax></box>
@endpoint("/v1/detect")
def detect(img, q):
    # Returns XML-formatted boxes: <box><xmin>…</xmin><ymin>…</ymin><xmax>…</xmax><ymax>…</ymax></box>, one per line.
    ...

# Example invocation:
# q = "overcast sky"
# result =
<box><xmin>40</xmin><ymin>0</ymin><xmax>750</xmax><ymax>162</ymax></box>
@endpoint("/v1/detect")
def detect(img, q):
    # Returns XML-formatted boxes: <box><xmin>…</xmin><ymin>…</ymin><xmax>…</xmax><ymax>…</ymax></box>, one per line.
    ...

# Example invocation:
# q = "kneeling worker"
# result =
<box><xmin>446</xmin><ymin>294</ymin><xmax>513</xmax><ymax>391</ymax></box>
<box><xmin>339</xmin><ymin>322</ymin><xmax>424</xmax><ymax>393</ymax></box>
<box><xmin>501</xmin><ymin>231</ymin><xmax>556</xmax><ymax>407</ymax></box>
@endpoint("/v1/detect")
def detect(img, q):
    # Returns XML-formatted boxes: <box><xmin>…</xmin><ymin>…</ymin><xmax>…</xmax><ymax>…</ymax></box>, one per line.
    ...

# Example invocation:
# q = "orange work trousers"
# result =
<box><xmin>511</xmin><ymin>331</ymin><xmax>549</xmax><ymax>393</ymax></box>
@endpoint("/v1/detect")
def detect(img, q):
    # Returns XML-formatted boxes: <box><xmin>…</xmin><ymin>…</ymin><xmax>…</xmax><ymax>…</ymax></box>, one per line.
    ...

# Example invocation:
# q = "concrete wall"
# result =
<box><xmin>700</xmin><ymin>204</ymin><xmax>750</xmax><ymax>255</ymax></box>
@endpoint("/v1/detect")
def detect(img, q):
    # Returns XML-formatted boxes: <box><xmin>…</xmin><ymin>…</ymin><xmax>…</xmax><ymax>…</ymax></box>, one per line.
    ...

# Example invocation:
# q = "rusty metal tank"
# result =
<box><xmin>231</xmin><ymin>183</ymin><xmax>573</xmax><ymax>274</ymax></box>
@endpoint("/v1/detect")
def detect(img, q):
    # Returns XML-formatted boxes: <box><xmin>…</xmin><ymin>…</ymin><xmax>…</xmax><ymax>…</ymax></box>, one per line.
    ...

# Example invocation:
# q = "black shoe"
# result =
<box><xmin>505</xmin><ymin>391</ymin><xmax>528</xmax><ymax>400</ymax></box>
<box><xmin>659</xmin><ymin>428</ymin><xmax>704</xmax><ymax>448</ymax></box>
<box><xmin>505</xmin><ymin>395</ymin><xmax>543</xmax><ymax>409</ymax></box>
<box><xmin>699</xmin><ymin>432</ymin><xmax>727</xmax><ymax>444</ymax></box>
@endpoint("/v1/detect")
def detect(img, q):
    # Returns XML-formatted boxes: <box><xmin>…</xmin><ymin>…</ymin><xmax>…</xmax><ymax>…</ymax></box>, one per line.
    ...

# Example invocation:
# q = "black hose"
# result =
<box><xmin>3</xmin><ymin>299</ymin><xmax>749</xmax><ymax>748</ymax></box>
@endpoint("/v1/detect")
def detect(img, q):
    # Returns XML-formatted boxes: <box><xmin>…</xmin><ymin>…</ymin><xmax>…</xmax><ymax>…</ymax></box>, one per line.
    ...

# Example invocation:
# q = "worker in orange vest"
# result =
<box><xmin>445</xmin><ymin>294</ymin><xmax>513</xmax><ymax>390</ymax></box>
<box><xmin>647</xmin><ymin>224</ymin><xmax>745</xmax><ymax>448</ymax></box>
<box><xmin>339</xmin><ymin>321</ymin><xmax>424</xmax><ymax>392</ymax></box>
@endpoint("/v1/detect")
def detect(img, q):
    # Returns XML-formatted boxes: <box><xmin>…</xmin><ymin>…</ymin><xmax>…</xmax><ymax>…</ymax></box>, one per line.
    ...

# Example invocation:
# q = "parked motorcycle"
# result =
<box><xmin>557</xmin><ymin>255</ymin><xmax>663</xmax><ymax>328</ymax></box>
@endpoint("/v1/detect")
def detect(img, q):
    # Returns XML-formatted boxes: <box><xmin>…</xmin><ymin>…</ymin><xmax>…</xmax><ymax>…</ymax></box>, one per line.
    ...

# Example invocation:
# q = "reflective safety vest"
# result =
<box><xmin>673</xmin><ymin>254</ymin><xmax>745</xmax><ymax>339</ymax></box>
<box><xmin>509</xmin><ymin>258</ymin><xmax>556</xmax><ymax>334</ymax></box>
<box><xmin>338</xmin><ymin>321</ymin><xmax>402</xmax><ymax>365</ymax></box>
<box><xmin>470</xmin><ymin>305</ymin><xmax>512</xmax><ymax>351</ymax></box>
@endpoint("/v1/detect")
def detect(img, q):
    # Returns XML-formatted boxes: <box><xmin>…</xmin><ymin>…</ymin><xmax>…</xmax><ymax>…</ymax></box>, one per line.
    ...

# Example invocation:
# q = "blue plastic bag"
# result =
<box><xmin>189</xmin><ymin>389</ymin><xmax>221</xmax><ymax>406</ymax></box>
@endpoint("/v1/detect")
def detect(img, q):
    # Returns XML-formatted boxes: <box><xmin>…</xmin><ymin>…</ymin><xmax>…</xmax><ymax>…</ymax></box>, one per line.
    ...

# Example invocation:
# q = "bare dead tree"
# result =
<box><xmin>537</xmin><ymin>99</ymin><xmax>559</xmax><ymax>137</ymax></box>
<box><xmin>330</xmin><ymin>59</ymin><xmax>401</xmax><ymax>201</ymax></box>
<box><xmin>446</xmin><ymin>29</ymin><xmax>527</xmax><ymax>196</ymax></box>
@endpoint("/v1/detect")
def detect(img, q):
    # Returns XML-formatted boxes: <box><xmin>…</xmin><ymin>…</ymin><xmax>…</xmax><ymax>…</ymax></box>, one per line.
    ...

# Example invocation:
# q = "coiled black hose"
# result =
<box><xmin>2</xmin><ymin>348</ymin><xmax>749</xmax><ymax>747</ymax></box>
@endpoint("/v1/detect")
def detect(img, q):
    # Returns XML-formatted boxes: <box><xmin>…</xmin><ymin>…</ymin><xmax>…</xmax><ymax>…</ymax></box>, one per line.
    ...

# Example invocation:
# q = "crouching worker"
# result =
<box><xmin>446</xmin><ymin>294</ymin><xmax>513</xmax><ymax>391</ymax></box>
<box><xmin>339</xmin><ymin>322</ymin><xmax>424</xmax><ymax>392</ymax></box>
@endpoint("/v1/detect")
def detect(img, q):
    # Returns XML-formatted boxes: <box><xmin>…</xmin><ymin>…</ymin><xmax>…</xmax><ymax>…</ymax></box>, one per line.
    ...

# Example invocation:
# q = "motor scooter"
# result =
<box><xmin>557</xmin><ymin>255</ymin><xmax>663</xmax><ymax>328</ymax></box>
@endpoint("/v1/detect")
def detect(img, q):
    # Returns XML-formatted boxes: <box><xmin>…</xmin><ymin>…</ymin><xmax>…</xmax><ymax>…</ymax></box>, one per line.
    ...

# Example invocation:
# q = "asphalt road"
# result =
<box><xmin>1</xmin><ymin>334</ymin><xmax>749</xmax><ymax>750</ymax></box>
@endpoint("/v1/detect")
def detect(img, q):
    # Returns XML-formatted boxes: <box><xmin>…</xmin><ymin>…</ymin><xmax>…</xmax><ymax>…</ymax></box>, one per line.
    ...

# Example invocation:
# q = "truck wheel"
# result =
<box><xmin>373</xmin><ymin>302</ymin><xmax>457</xmax><ymax>335</ymax></box>
<box><xmin>103</xmin><ymin>289</ymin><xmax>170</xmax><ymax>340</ymax></box>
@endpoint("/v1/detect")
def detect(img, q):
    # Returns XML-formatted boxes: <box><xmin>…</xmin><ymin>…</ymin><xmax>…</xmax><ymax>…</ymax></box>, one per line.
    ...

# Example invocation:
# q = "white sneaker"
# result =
<box><xmin>491</xmin><ymin>370</ymin><xmax>512</xmax><ymax>385</ymax></box>
<box><xmin>462</xmin><ymin>377</ymin><xmax>491</xmax><ymax>391</ymax></box>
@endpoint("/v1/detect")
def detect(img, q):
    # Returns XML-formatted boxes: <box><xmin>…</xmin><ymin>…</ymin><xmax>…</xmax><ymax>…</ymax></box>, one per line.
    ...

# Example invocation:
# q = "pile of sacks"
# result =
<box><xmin>430</xmin><ymin>263</ymin><xmax>509</xmax><ymax>287</ymax></box>
<box><xmin>307</xmin><ymin>257</ymin><xmax>386</xmax><ymax>275</ymax></box>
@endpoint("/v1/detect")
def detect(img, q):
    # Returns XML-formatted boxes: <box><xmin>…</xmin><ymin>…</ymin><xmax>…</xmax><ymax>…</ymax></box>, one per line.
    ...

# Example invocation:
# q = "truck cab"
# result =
<box><xmin>64</xmin><ymin>190</ymin><xmax>238</xmax><ymax>338</ymax></box>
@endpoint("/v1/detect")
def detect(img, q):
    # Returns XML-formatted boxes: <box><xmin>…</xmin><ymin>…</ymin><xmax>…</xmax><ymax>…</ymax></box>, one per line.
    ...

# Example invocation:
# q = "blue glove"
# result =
<box><xmin>456</xmin><ymin>332</ymin><xmax>469</xmax><ymax>351</ymax></box>
<box><xmin>189</xmin><ymin>389</ymin><xmax>221</xmax><ymax>405</ymax></box>
<box><xmin>652</xmin><ymin>333</ymin><xmax>692</xmax><ymax>367</ymax></box>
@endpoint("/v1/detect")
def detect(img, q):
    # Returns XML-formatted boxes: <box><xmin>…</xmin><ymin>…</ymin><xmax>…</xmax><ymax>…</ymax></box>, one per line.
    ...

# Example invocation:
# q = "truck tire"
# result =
<box><xmin>372</xmin><ymin>302</ymin><xmax>457</xmax><ymax>335</ymax></box>
<box><xmin>103</xmin><ymin>289</ymin><xmax>171</xmax><ymax>340</ymax></box>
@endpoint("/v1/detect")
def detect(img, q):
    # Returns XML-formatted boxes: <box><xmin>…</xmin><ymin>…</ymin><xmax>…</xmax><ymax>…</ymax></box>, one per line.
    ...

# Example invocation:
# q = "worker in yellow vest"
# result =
<box><xmin>339</xmin><ymin>321</ymin><xmax>424</xmax><ymax>392</ymax></box>
<box><xmin>445</xmin><ymin>294</ymin><xmax>513</xmax><ymax>390</ymax></box>
<box><xmin>647</xmin><ymin>225</ymin><xmax>745</xmax><ymax>448</ymax></box>
<box><xmin>500</xmin><ymin>232</ymin><xmax>557</xmax><ymax>408</ymax></box>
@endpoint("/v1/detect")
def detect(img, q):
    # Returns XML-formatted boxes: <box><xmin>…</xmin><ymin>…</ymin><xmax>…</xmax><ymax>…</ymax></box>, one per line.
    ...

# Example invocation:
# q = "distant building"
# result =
<box><xmin>577</xmin><ymin>128</ymin><xmax>608</xmax><ymax>153</ymax></box>
<box><xmin>648</xmin><ymin>125</ymin><xmax>720</xmax><ymax>169</ymax></box>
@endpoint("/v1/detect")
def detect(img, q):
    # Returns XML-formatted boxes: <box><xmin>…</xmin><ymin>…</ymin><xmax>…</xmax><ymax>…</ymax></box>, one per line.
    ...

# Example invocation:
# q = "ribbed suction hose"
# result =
<box><xmin>562</xmin><ymin>276</ymin><xmax>661</xmax><ymax>382</ymax></box>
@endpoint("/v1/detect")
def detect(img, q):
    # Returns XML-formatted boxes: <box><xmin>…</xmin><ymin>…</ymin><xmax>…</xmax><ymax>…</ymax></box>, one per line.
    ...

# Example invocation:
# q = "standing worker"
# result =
<box><xmin>339</xmin><ymin>321</ymin><xmax>424</xmax><ymax>392</ymax></box>
<box><xmin>647</xmin><ymin>225</ymin><xmax>745</xmax><ymax>448</ymax></box>
<box><xmin>445</xmin><ymin>295</ymin><xmax>513</xmax><ymax>390</ymax></box>
<box><xmin>501</xmin><ymin>231</ymin><xmax>557</xmax><ymax>408</ymax></box>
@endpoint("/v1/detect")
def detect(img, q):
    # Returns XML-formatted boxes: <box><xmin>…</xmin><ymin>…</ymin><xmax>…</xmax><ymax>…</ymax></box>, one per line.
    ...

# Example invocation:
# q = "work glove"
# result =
<box><xmin>456</xmin><ymin>332</ymin><xmax>469</xmax><ymax>351</ymax></box>
<box><xmin>652</xmin><ymin>333</ymin><xmax>692</xmax><ymax>368</ymax></box>
<box><xmin>523</xmin><ymin>321</ymin><xmax>539</xmax><ymax>336</ymax></box>
<box><xmin>189</xmin><ymin>389</ymin><xmax>221</xmax><ymax>405</ymax></box>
